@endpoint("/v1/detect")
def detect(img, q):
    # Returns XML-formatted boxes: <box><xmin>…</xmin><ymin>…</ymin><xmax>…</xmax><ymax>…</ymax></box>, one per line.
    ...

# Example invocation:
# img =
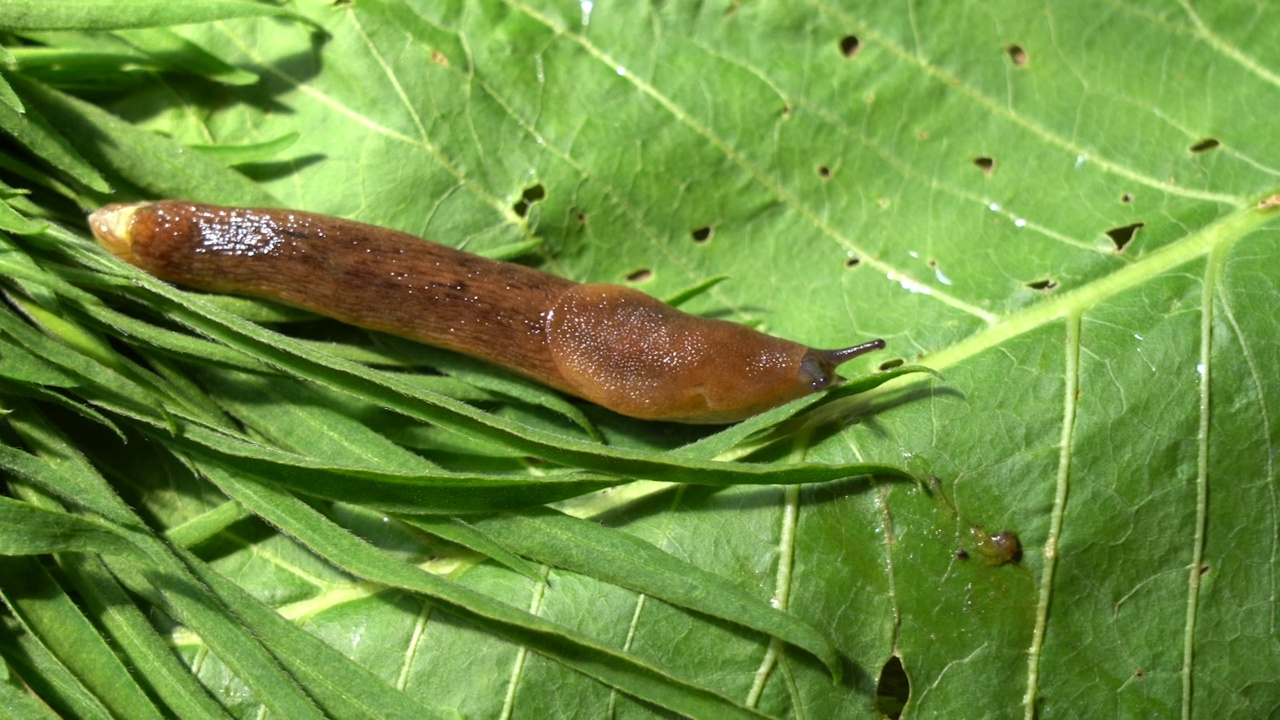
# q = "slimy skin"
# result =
<box><xmin>89</xmin><ymin>201</ymin><xmax>884</xmax><ymax>423</ymax></box>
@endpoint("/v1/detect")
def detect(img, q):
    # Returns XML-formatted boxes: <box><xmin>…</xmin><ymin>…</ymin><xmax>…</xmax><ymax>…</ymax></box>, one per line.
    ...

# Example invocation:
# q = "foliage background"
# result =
<box><xmin>1</xmin><ymin>0</ymin><xmax>1278</xmax><ymax>718</ymax></box>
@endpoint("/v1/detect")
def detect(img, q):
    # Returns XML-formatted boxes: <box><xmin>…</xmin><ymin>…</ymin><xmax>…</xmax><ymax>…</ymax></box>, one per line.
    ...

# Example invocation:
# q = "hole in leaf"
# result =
<box><xmin>1105</xmin><ymin>221</ymin><xmax>1144</xmax><ymax>252</ymax></box>
<box><xmin>1190</xmin><ymin>138</ymin><xmax>1220</xmax><ymax>153</ymax></box>
<box><xmin>874</xmin><ymin>655</ymin><xmax>910</xmax><ymax>719</ymax></box>
<box><xmin>878</xmin><ymin>358</ymin><xmax>904</xmax><ymax>371</ymax></box>
<box><xmin>817</xmin><ymin>165</ymin><xmax>832</xmax><ymax>179</ymax></box>
<box><xmin>1121</xmin><ymin>193</ymin><xmax>1134</xmax><ymax>204</ymax></box>
<box><xmin>973</xmin><ymin>156</ymin><xmax>995</xmax><ymax>175</ymax></box>
<box><xmin>575</xmin><ymin>211</ymin><xmax>587</xmax><ymax>224</ymax></box>
<box><xmin>844</xmin><ymin>257</ymin><xmax>861</xmax><ymax>268</ymax></box>
<box><xmin>625</xmin><ymin>269</ymin><xmax>652</xmax><ymax>283</ymax></box>
<box><xmin>839</xmin><ymin>35</ymin><xmax>861</xmax><ymax>59</ymax></box>
<box><xmin>691</xmin><ymin>226</ymin><xmax>713</xmax><ymax>243</ymax></box>
<box><xmin>1026</xmin><ymin>278</ymin><xmax>1058</xmax><ymax>291</ymax></box>
<box><xmin>512</xmin><ymin>184</ymin><xmax>547</xmax><ymax>218</ymax></box>
<box><xmin>1007</xmin><ymin>44</ymin><xmax>1028</xmax><ymax>67</ymax></box>
<box><xmin>1199</xmin><ymin>564</ymin><xmax>1210</xmax><ymax>576</ymax></box>
<box><xmin>955</xmin><ymin>549</ymin><xmax>970</xmax><ymax>561</ymax></box>
<box><xmin>1134</xmin><ymin>668</ymin><xmax>1148</xmax><ymax>679</ymax></box>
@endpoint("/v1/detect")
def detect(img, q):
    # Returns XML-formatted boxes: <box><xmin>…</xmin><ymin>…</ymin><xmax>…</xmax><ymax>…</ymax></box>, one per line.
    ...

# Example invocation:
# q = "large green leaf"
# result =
<box><xmin>1</xmin><ymin>1</ymin><xmax>1278</xmax><ymax>718</ymax></box>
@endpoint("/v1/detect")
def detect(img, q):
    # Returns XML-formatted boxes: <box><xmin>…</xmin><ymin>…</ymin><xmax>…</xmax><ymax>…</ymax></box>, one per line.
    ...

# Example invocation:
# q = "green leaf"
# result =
<box><xmin>116</xmin><ymin>27</ymin><xmax>261</xmax><ymax>85</ymax></box>
<box><xmin>0</xmin><ymin>200</ymin><xmax>47</xmax><ymax>234</ymax></box>
<box><xmin>0</xmin><ymin>495</ymin><xmax>142</xmax><ymax>558</ymax></box>
<box><xmin>0</xmin><ymin>612</ymin><xmax>117</xmax><ymax>720</ymax></box>
<box><xmin>0</xmin><ymin>71</ymin><xmax>24</xmax><ymax>114</ymax></box>
<box><xmin>0</xmin><ymin>0</ymin><xmax>301</xmax><ymax>32</ymax></box>
<box><xmin>400</xmin><ymin>514</ymin><xmax>544</xmax><ymax>581</ymax></box>
<box><xmin>200</xmin><ymin>462</ymin><xmax>772</xmax><ymax>719</ymax></box>
<box><xmin>460</xmin><ymin>507</ymin><xmax>843</xmax><ymax>680</ymax></box>
<box><xmin>12</xmin><ymin>77</ymin><xmax>275</xmax><ymax>205</ymax></box>
<box><xmin>0</xmin><ymin>81</ymin><xmax>108</xmax><ymax>193</ymax></box>
<box><xmin>1</xmin><ymin>2</ymin><xmax>1279</xmax><ymax>718</ymax></box>
<box><xmin>0</xmin><ymin>555</ymin><xmax>164</xmax><ymax>719</ymax></box>
<box><xmin>189</xmin><ymin>132</ymin><xmax>299</xmax><ymax>164</ymax></box>
<box><xmin>0</xmin><ymin>666</ymin><xmax>63</xmax><ymax>720</ymax></box>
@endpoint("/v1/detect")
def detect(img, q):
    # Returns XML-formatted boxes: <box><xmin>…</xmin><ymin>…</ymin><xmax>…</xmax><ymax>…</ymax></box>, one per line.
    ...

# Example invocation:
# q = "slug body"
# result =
<box><xmin>89</xmin><ymin>201</ymin><xmax>884</xmax><ymax>423</ymax></box>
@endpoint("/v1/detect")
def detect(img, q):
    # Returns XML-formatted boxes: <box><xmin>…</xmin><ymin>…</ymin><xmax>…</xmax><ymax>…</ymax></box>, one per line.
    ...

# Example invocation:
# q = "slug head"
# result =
<box><xmin>547</xmin><ymin>284</ymin><xmax>885</xmax><ymax>423</ymax></box>
<box><xmin>798</xmin><ymin>340</ymin><xmax>887</xmax><ymax>391</ymax></box>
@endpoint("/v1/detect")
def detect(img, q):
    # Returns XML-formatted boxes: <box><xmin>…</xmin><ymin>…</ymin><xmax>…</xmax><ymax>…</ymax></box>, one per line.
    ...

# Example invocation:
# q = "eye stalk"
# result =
<box><xmin>799</xmin><ymin>339</ymin><xmax>886</xmax><ymax>391</ymax></box>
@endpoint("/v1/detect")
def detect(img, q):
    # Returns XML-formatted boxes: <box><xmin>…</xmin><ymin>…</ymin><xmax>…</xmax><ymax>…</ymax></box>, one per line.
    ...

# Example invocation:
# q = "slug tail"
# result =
<box><xmin>89</xmin><ymin>202</ymin><xmax>149</xmax><ymax>263</ymax></box>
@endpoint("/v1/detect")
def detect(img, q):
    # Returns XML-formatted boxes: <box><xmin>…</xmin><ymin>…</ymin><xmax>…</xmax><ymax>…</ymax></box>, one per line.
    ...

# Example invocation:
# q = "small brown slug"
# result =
<box><xmin>89</xmin><ymin>201</ymin><xmax>884</xmax><ymax>423</ymax></box>
<box><xmin>973</xmin><ymin>526</ymin><xmax>1022</xmax><ymax>565</ymax></box>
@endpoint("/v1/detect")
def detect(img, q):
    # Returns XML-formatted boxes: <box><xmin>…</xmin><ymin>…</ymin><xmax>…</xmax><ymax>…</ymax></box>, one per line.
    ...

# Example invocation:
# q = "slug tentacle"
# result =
<box><xmin>88</xmin><ymin>200</ymin><xmax>886</xmax><ymax>424</ymax></box>
<box><xmin>800</xmin><ymin>340</ymin><xmax>888</xmax><ymax>391</ymax></box>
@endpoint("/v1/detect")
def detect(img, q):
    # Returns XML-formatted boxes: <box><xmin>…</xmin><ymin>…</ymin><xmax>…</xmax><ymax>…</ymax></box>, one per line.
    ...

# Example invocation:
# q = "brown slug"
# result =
<box><xmin>973</xmin><ymin>526</ymin><xmax>1022</xmax><ymax>565</ymax></box>
<box><xmin>88</xmin><ymin>201</ymin><xmax>884</xmax><ymax>423</ymax></box>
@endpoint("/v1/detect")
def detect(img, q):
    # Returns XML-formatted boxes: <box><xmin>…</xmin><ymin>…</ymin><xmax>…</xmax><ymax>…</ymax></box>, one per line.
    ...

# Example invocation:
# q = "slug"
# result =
<box><xmin>973</xmin><ymin>526</ymin><xmax>1022</xmax><ymax>565</ymax></box>
<box><xmin>88</xmin><ymin>201</ymin><xmax>885</xmax><ymax>423</ymax></box>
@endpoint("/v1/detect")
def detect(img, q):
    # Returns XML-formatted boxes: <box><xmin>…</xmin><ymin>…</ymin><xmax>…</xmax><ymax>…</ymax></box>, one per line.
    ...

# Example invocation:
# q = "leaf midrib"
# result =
<box><xmin>923</xmin><ymin>198</ymin><xmax>1278</xmax><ymax>371</ymax></box>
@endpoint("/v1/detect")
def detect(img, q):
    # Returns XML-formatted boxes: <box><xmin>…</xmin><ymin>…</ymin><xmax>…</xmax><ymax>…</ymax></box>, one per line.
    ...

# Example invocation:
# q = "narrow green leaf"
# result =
<box><xmin>665</xmin><ymin>275</ymin><xmax>729</xmax><ymax>308</ymax></box>
<box><xmin>0</xmin><ymin>555</ymin><xmax>164</xmax><ymax>720</ymax></box>
<box><xmin>0</xmin><ymin>200</ymin><xmax>46</xmax><ymax>234</ymax></box>
<box><xmin>675</xmin><ymin>364</ymin><xmax>938</xmax><ymax>461</ymax></box>
<box><xmin>12</xmin><ymin>77</ymin><xmax>274</xmax><ymax>206</ymax></box>
<box><xmin>4</xmin><ymin>291</ymin><xmax>120</xmax><ymax>369</ymax></box>
<box><xmin>202</xmin><ymin>463</ymin><xmax>771</xmax><ymax>720</ymax></box>
<box><xmin>0</xmin><ymin>666</ymin><xmax>63</xmax><ymax>720</ymax></box>
<box><xmin>0</xmin><ymin>0</ymin><xmax>301</xmax><ymax>32</ymax></box>
<box><xmin>63</xmin><ymin>557</ymin><xmax>236</xmax><ymax>720</ymax></box>
<box><xmin>0</xmin><ymin>72</ymin><xmax>20</xmax><ymax>115</ymax></box>
<box><xmin>464</xmin><ymin>507</ymin><xmax>843</xmax><ymax>680</ymax></box>
<box><xmin>0</xmin><ymin>495</ymin><xmax>142</xmax><ymax>558</ymax></box>
<box><xmin>1</xmin><ymin>488</ymin><xmax>240</xmax><ymax>720</ymax></box>
<box><xmin>189</xmin><ymin>133</ymin><xmax>300</xmax><ymax>165</ymax></box>
<box><xmin>199</xmin><ymin>367</ymin><xmax>449</xmax><ymax>475</ymax></box>
<box><xmin>164</xmin><ymin>500</ymin><xmax>251</xmax><ymax>548</ymax></box>
<box><xmin>0</xmin><ymin>82</ymin><xmax>108</xmax><ymax>193</ymax></box>
<box><xmin>79</xmin><ymin>301</ymin><xmax>264</xmax><ymax>371</ymax></box>
<box><xmin>0</xmin><ymin>614</ymin><xmax>116</xmax><ymax>720</ymax></box>
<box><xmin>400</xmin><ymin>515</ymin><xmax>545</xmax><ymax>581</ymax></box>
<box><xmin>167</xmin><ymin>545</ymin><xmax>474</xmax><ymax>720</ymax></box>
<box><xmin>0</xmin><ymin>413</ymin><xmax>335</xmax><ymax>720</ymax></box>
<box><xmin>2</xmin><ymin>437</ymin><xmax>474</xmax><ymax>720</ymax></box>
<box><xmin>0</xmin><ymin>286</ymin><xmax>171</xmax><ymax>418</ymax></box>
<box><xmin>0</xmin><ymin>332</ymin><xmax>80</xmax><ymax>386</ymax></box>
<box><xmin>117</xmin><ymin>27</ymin><xmax>261</xmax><ymax>85</ymax></box>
